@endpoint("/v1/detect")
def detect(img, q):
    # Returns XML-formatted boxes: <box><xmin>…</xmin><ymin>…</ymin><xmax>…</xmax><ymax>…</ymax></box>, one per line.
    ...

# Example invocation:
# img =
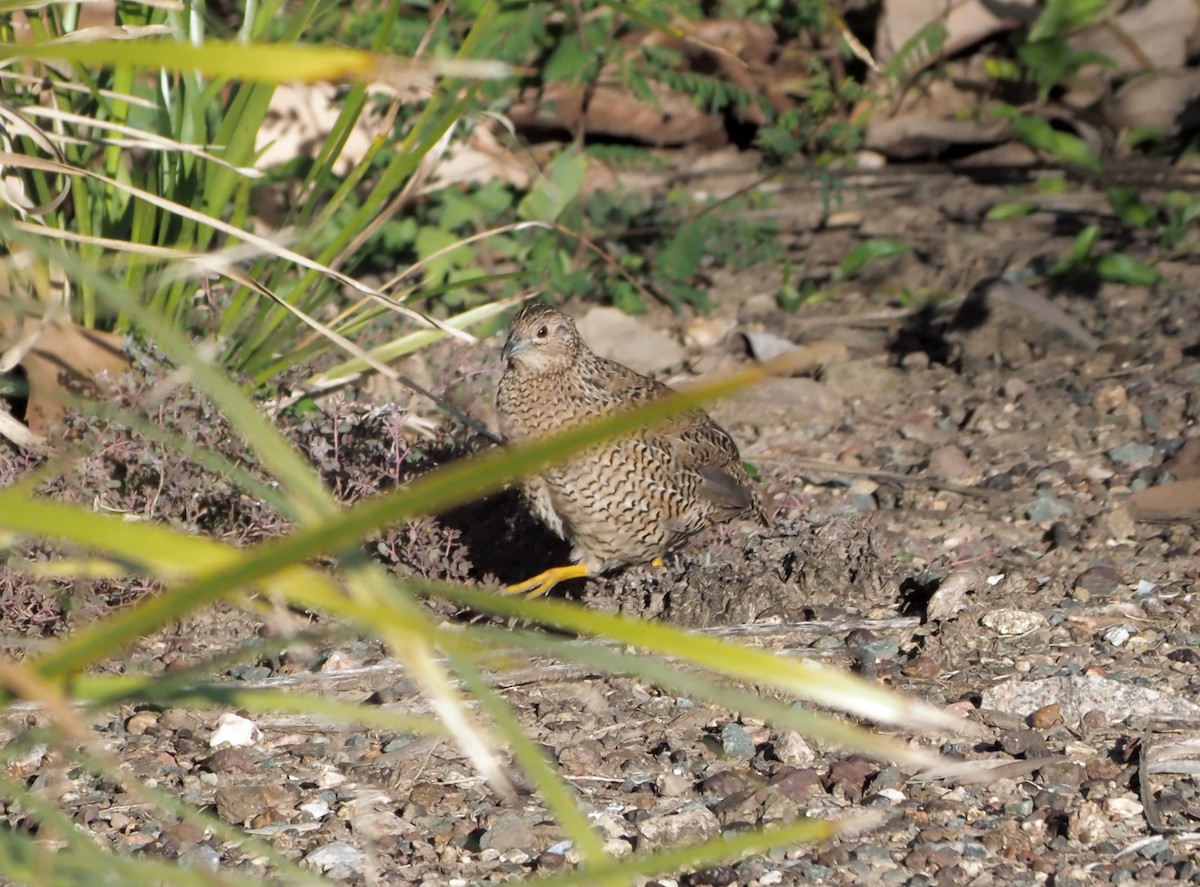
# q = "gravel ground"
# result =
<box><xmin>2</xmin><ymin>169</ymin><xmax>1200</xmax><ymax>885</ymax></box>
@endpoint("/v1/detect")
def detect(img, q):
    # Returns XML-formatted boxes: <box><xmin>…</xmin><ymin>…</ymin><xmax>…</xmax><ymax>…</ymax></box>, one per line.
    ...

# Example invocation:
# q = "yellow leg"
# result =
<box><xmin>651</xmin><ymin>557</ymin><xmax>664</xmax><ymax>567</ymax></box>
<box><xmin>504</xmin><ymin>564</ymin><xmax>590</xmax><ymax>598</ymax></box>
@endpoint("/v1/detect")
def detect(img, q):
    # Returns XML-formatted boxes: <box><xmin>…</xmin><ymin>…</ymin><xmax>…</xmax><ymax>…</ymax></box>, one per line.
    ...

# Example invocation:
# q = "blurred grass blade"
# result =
<box><xmin>19</xmin><ymin>359</ymin><xmax>780</xmax><ymax>681</ymax></box>
<box><xmin>286</xmin><ymin>296</ymin><xmax>520</xmax><ymax>401</ymax></box>
<box><xmin>0</xmin><ymin>39</ymin><xmax>515</xmax><ymax>85</ymax></box>
<box><xmin>75</xmin><ymin>680</ymin><xmax>447</xmax><ymax>738</ymax></box>
<box><xmin>539</xmin><ymin>811</ymin><xmax>884</xmax><ymax>887</ymax></box>
<box><xmin>447</xmin><ymin>649</ymin><xmax>609</xmax><ymax>862</ymax></box>
<box><xmin>468</xmin><ymin>624</ymin><xmax>943</xmax><ymax>764</ymax></box>
<box><xmin>414</xmin><ymin>583</ymin><xmax>970</xmax><ymax>737</ymax></box>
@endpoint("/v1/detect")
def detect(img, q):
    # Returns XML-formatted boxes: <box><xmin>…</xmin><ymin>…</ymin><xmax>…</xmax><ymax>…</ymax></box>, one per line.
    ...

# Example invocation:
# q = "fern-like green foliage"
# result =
<box><xmin>883</xmin><ymin>19</ymin><xmax>949</xmax><ymax>88</ymax></box>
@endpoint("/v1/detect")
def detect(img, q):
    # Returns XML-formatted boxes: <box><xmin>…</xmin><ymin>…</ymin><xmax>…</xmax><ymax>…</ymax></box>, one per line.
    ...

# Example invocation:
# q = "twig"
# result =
<box><xmin>764</xmin><ymin>455</ymin><xmax>1006</xmax><ymax>500</ymax></box>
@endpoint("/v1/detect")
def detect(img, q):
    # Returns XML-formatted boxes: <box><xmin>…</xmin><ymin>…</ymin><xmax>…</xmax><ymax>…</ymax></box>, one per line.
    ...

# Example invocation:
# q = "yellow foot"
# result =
<box><xmin>504</xmin><ymin>564</ymin><xmax>590</xmax><ymax>598</ymax></box>
<box><xmin>651</xmin><ymin>557</ymin><xmax>664</xmax><ymax>568</ymax></box>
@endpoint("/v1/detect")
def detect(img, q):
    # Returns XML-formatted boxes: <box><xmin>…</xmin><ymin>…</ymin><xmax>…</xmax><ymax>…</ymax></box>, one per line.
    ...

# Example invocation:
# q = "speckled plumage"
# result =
<box><xmin>497</xmin><ymin>304</ymin><xmax>766</xmax><ymax>582</ymax></box>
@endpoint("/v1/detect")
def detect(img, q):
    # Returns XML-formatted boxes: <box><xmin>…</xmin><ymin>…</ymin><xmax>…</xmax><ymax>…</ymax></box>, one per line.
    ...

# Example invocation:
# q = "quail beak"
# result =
<box><xmin>502</xmin><ymin>335</ymin><xmax>529</xmax><ymax>363</ymax></box>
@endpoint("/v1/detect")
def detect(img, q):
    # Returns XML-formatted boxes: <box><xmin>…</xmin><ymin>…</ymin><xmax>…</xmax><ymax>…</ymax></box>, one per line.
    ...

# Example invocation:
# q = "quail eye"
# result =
<box><xmin>536</xmin><ymin>325</ymin><xmax>549</xmax><ymax>338</ymax></box>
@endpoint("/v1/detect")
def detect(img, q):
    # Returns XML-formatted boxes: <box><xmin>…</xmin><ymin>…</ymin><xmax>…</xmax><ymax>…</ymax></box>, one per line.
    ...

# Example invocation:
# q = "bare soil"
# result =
<box><xmin>3</xmin><ymin>168</ymin><xmax>1200</xmax><ymax>885</ymax></box>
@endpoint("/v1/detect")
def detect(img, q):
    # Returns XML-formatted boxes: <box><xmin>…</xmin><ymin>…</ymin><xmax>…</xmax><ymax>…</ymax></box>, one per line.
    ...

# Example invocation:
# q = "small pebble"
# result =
<box><xmin>479</xmin><ymin>812</ymin><xmax>535</xmax><ymax>853</ymax></box>
<box><xmin>1081</xmin><ymin>709</ymin><xmax>1107</xmax><ymax>729</ymax></box>
<box><xmin>981</xmin><ymin>608</ymin><xmax>1048</xmax><ymax>636</ymax></box>
<box><xmin>1074</xmin><ymin>565</ymin><xmax>1125</xmax><ymax>597</ymax></box>
<box><xmin>1103</xmin><ymin>626</ymin><xmax>1132</xmax><ymax>647</ymax></box>
<box><xmin>1108</xmin><ymin>442</ymin><xmax>1156</xmax><ymax>466</ymax></box>
<box><xmin>637</xmin><ymin>808</ymin><xmax>719</xmax><ymax>849</ymax></box>
<box><xmin>774</xmin><ymin>731</ymin><xmax>816</xmax><ymax>767</ymax></box>
<box><xmin>209</xmin><ymin>713</ymin><xmax>262</xmax><ymax>749</ymax></box>
<box><xmin>178</xmin><ymin>844</ymin><xmax>221</xmax><ymax>873</ymax></box>
<box><xmin>1029</xmin><ymin>704</ymin><xmax>1063</xmax><ymax>730</ymax></box>
<box><xmin>125</xmin><ymin>711</ymin><xmax>158</xmax><ymax>736</ymax></box>
<box><xmin>303</xmin><ymin>842</ymin><xmax>365</xmax><ymax>877</ymax></box>
<box><xmin>719</xmin><ymin>723</ymin><xmax>756</xmax><ymax>759</ymax></box>
<box><xmin>902</xmin><ymin>656</ymin><xmax>941</xmax><ymax>678</ymax></box>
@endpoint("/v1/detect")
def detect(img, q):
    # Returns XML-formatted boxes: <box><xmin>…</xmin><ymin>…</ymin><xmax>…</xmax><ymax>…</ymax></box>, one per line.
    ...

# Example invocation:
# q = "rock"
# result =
<box><xmin>712</xmin><ymin>788</ymin><xmax>768</xmax><ymax>827</ymax></box>
<box><xmin>1040</xmin><ymin>760</ymin><xmax>1086</xmax><ymax>788</ymax></box>
<box><xmin>1029</xmin><ymin>703</ymin><xmax>1063</xmax><ymax>730</ymax></box>
<box><xmin>719</xmin><ymin>722</ymin><xmax>756</xmax><ymax>758</ymax></box>
<box><xmin>303</xmin><ymin>841</ymin><xmax>366</xmax><ymax>877</ymax></box>
<box><xmin>204</xmin><ymin>747</ymin><xmax>258</xmax><ymax>774</ymax></box>
<box><xmin>902</xmin><ymin>655</ymin><xmax>941</xmax><ymax>678</ymax></box>
<box><xmin>213</xmin><ymin>784</ymin><xmax>299</xmax><ymax>825</ymax></box>
<box><xmin>556</xmin><ymin>740</ymin><xmax>605</xmax><ymax>775</ymax></box>
<box><xmin>741</xmin><ymin>330</ymin><xmax>797</xmax><ymax>362</ymax></box>
<box><xmin>824</xmin><ymin>758</ymin><xmax>876</xmax><ymax>802</ymax></box>
<box><xmin>177</xmin><ymin>844</ymin><xmax>221</xmax><ymax>873</ymax></box>
<box><xmin>656</xmin><ymin>772</ymin><xmax>693</xmax><ymax>798</ymax></box>
<box><xmin>1165</xmin><ymin>437</ymin><xmax>1200</xmax><ymax>480</ymax></box>
<box><xmin>1074</xmin><ymin>565</ymin><xmax>1125</xmax><ymax>597</ymax></box>
<box><xmin>125</xmin><ymin>711</ymin><xmax>158</xmax><ymax>736</ymax></box>
<box><xmin>480</xmin><ymin>812</ymin><xmax>535</xmax><ymax>853</ymax></box>
<box><xmin>927</xmin><ymin>444</ymin><xmax>974</xmax><ymax>481</ymax></box>
<box><xmin>1081</xmin><ymin>709</ymin><xmax>1107</xmax><ymax>730</ymax></box>
<box><xmin>982</xmin><ymin>673</ymin><xmax>1200</xmax><ymax>725</ymax></box>
<box><xmin>981</xmin><ymin>608</ymin><xmax>1048</xmax><ymax>636</ymax></box>
<box><xmin>1108</xmin><ymin>442</ymin><xmax>1157</xmax><ymax>467</ymax></box>
<box><xmin>821</xmin><ymin>358</ymin><xmax>901</xmax><ymax>403</ymax></box>
<box><xmin>701</xmin><ymin>771</ymin><xmax>750</xmax><ymax>796</ymax></box>
<box><xmin>688</xmin><ymin>864</ymin><xmax>738</xmax><ymax>886</ymax></box>
<box><xmin>636</xmin><ymin>807</ymin><xmax>720</xmax><ymax>849</ymax></box>
<box><xmin>686</xmin><ymin>316</ymin><xmax>733</xmax><ymax>349</ymax></box>
<box><xmin>1022</xmin><ymin>494</ymin><xmax>1074</xmax><ymax>522</ymax></box>
<box><xmin>576</xmin><ymin>307</ymin><xmax>685</xmax><ymax>375</ymax></box>
<box><xmin>768</xmin><ymin>767</ymin><xmax>822</xmax><ymax>804</ymax></box>
<box><xmin>997</xmin><ymin>729</ymin><xmax>1051</xmax><ymax>757</ymax></box>
<box><xmin>774</xmin><ymin>731</ymin><xmax>816</xmax><ymax>767</ymax></box>
<box><xmin>299</xmin><ymin>798</ymin><xmax>331</xmax><ymax>821</ymax></box>
<box><xmin>209</xmin><ymin>712</ymin><xmax>262</xmax><ymax>749</ymax></box>
<box><xmin>926</xmin><ymin>566</ymin><xmax>987</xmax><ymax>623</ymax></box>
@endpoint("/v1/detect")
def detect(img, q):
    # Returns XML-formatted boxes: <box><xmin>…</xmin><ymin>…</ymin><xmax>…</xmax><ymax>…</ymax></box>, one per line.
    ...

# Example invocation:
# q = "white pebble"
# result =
<box><xmin>209</xmin><ymin>712</ymin><xmax>262</xmax><ymax>748</ymax></box>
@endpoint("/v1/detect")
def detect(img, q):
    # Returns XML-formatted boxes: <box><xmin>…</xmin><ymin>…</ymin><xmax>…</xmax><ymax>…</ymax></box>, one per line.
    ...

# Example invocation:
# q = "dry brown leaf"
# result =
<box><xmin>1071</xmin><ymin>0</ymin><xmax>1199</xmax><ymax>78</ymax></box>
<box><xmin>255</xmin><ymin>83</ymin><xmax>384</xmax><ymax>176</ymax></box>
<box><xmin>424</xmin><ymin>123</ymin><xmax>534</xmax><ymax>192</ymax></box>
<box><xmin>1104</xmin><ymin>69</ymin><xmax>1200</xmax><ymax>136</ymax></box>
<box><xmin>511</xmin><ymin>81</ymin><xmax>725</xmax><ymax>147</ymax></box>
<box><xmin>875</xmin><ymin>0</ymin><xmax>1037</xmax><ymax>71</ymax></box>
<box><xmin>863</xmin><ymin>71</ymin><xmax>1009</xmax><ymax>158</ymax></box>
<box><xmin>511</xmin><ymin>19</ymin><xmax>785</xmax><ymax>147</ymax></box>
<box><xmin>0</xmin><ymin>313</ymin><xmax>130</xmax><ymax>435</ymax></box>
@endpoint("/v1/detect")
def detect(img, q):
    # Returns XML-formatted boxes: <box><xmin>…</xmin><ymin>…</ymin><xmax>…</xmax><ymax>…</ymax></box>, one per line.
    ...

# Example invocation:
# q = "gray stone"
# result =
<box><xmin>719</xmin><ymin>722</ymin><xmax>755</xmax><ymax>758</ymax></box>
<box><xmin>479</xmin><ymin>812</ymin><xmax>535</xmax><ymax>853</ymax></box>
<box><xmin>636</xmin><ymin>807</ymin><xmax>720</xmax><ymax>849</ymax></box>
<box><xmin>303</xmin><ymin>841</ymin><xmax>365</xmax><ymax>877</ymax></box>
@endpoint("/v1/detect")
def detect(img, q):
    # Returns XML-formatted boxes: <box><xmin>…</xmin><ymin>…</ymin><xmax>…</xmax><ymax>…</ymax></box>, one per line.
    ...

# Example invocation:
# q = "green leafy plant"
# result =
<box><xmin>1049</xmin><ymin>223</ymin><xmax>1161</xmax><ymax>286</ymax></box>
<box><xmin>836</xmin><ymin>237</ymin><xmax>912</xmax><ymax>280</ymax></box>
<box><xmin>999</xmin><ymin>110</ymin><xmax>1103</xmax><ymax>175</ymax></box>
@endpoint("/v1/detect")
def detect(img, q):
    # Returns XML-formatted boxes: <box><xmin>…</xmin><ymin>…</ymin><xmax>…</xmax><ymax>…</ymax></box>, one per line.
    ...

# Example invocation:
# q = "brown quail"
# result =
<box><xmin>496</xmin><ymin>303</ymin><xmax>767</xmax><ymax>597</ymax></box>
